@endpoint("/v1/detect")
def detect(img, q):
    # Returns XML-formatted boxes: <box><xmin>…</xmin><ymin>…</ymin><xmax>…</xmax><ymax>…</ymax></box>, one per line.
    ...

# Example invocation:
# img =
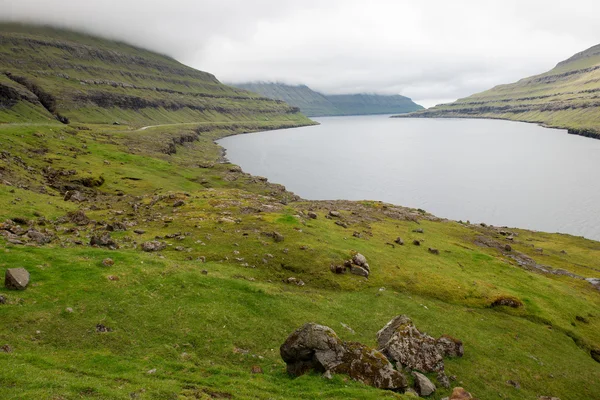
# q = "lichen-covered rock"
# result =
<box><xmin>352</xmin><ymin>253</ymin><xmax>368</xmax><ymax>267</ymax></box>
<box><xmin>141</xmin><ymin>241</ymin><xmax>166</xmax><ymax>252</ymax></box>
<box><xmin>436</xmin><ymin>335</ymin><xmax>464</xmax><ymax>358</ymax></box>
<box><xmin>280</xmin><ymin>323</ymin><xmax>407</xmax><ymax>390</ymax></box>
<box><xmin>90</xmin><ymin>233</ymin><xmax>118</xmax><ymax>249</ymax></box>
<box><xmin>350</xmin><ymin>265</ymin><xmax>369</xmax><ymax>277</ymax></box>
<box><xmin>450</xmin><ymin>387</ymin><xmax>473</xmax><ymax>399</ymax></box>
<box><xmin>68</xmin><ymin>210</ymin><xmax>90</xmax><ymax>226</ymax></box>
<box><xmin>5</xmin><ymin>268</ymin><xmax>30</xmax><ymax>290</ymax></box>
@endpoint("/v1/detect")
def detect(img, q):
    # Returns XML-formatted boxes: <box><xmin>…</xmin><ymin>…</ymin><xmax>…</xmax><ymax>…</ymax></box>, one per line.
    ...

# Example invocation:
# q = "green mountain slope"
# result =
<box><xmin>0</xmin><ymin>24</ymin><xmax>599</xmax><ymax>400</ymax></box>
<box><xmin>0</xmin><ymin>23</ymin><xmax>313</xmax><ymax>128</ymax></box>
<box><xmin>232</xmin><ymin>82</ymin><xmax>423</xmax><ymax>116</ymax></box>
<box><xmin>399</xmin><ymin>44</ymin><xmax>600</xmax><ymax>138</ymax></box>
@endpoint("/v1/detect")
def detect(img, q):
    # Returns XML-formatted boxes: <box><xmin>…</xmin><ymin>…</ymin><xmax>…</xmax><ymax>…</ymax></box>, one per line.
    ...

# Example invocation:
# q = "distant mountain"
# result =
<box><xmin>397</xmin><ymin>44</ymin><xmax>600</xmax><ymax>139</ymax></box>
<box><xmin>232</xmin><ymin>82</ymin><xmax>423</xmax><ymax>117</ymax></box>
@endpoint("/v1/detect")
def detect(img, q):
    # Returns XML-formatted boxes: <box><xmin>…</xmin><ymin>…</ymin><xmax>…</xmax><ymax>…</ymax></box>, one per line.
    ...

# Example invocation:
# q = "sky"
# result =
<box><xmin>2</xmin><ymin>0</ymin><xmax>600</xmax><ymax>108</ymax></box>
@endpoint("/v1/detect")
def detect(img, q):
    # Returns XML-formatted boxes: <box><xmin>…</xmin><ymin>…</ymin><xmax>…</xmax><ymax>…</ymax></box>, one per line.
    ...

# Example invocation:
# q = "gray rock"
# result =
<box><xmin>90</xmin><ymin>234</ymin><xmax>117</xmax><ymax>248</ymax></box>
<box><xmin>352</xmin><ymin>253</ymin><xmax>368</xmax><ymax>267</ymax></box>
<box><xmin>0</xmin><ymin>294</ymin><xmax>5</xmax><ymax>304</ymax></box>
<box><xmin>5</xmin><ymin>268</ymin><xmax>30</xmax><ymax>290</ymax></box>
<box><xmin>26</xmin><ymin>230</ymin><xmax>52</xmax><ymax>245</ymax></box>
<box><xmin>395</xmin><ymin>237</ymin><xmax>405</xmax><ymax>245</ymax></box>
<box><xmin>307</xmin><ymin>211</ymin><xmax>318</xmax><ymax>219</ymax></box>
<box><xmin>329</xmin><ymin>210</ymin><xmax>341</xmax><ymax>218</ymax></box>
<box><xmin>412</xmin><ymin>371</ymin><xmax>436</xmax><ymax>396</ymax></box>
<box><xmin>68</xmin><ymin>210</ymin><xmax>90</xmax><ymax>226</ymax></box>
<box><xmin>350</xmin><ymin>265</ymin><xmax>369</xmax><ymax>277</ymax></box>
<box><xmin>280</xmin><ymin>323</ymin><xmax>407</xmax><ymax>390</ymax></box>
<box><xmin>436</xmin><ymin>335</ymin><xmax>464</xmax><ymax>358</ymax></box>
<box><xmin>273</xmin><ymin>231</ymin><xmax>285</xmax><ymax>243</ymax></box>
<box><xmin>141</xmin><ymin>241</ymin><xmax>167</xmax><ymax>252</ymax></box>
<box><xmin>585</xmin><ymin>278</ymin><xmax>600</xmax><ymax>291</ymax></box>
<box><xmin>64</xmin><ymin>190</ymin><xmax>86</xmax><ymax>202</ymax></box>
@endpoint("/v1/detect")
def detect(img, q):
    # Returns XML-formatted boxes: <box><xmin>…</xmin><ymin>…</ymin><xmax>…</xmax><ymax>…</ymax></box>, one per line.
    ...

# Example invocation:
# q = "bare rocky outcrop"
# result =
<box><xmin>280</xmin><ymin>323</ymin><xmax>407</xmax><ymax>391</ymax></box>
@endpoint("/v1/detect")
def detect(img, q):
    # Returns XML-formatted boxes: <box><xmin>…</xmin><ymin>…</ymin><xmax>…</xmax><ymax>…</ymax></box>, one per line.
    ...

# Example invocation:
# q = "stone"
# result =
<box><xmin>449</xmin><ymin>387</ymin><xmax>473</xmax><ymax>399</ymax></box>
<box><xmin>329</xmin><ymin>210</ymin><xmax>341</xmax><ymax>218</ymax></box>
<box><xmin>538</xmin><ymin>397</ymin><xmax>560</xmax><ymax>400</ymax></box>
<box><xmin>504</xmin><ymin>244</ymin><xmax>512</xmax><ymax>252</ymax></box>
<box><xmin>26</xmin><ymin>230</ymin><xmax>52</xmax><ymax>245</ymax></box>
<box><xmin>90</xmin><ymin>234</ymin><xmax>117</xmax><ymax>248</ymax></box>
<box><xmin>64</xmin><ymin>190</ymin><xmax>86</xmax><ymax>202</ymax></box>
<box><xmin>491</xmin><ymin>296</ymin><xmax>523</xmax><ymax>308</ymax></box>
<box><xmin>436</xmin><ymin>335</ymin><xmax>464</xmax><ymax>358</ymax></box>
<box><xmin>412</xmin><ymin>371</ymin><xmax>436</xmax><ymax>396</ymax></box>
<box><xmin>0</xmin><ymin>294</ymin><xmax>6</xmax><ymax>304</ymax></box>
<box><xmin>330</xmin><ymin>264</ymin><xmax>345</xmax><ymax>274</ymax></box>
<box><xmin>251</xmin><ymin>365</ymin><xmax>263</xmax><ymax>374</ymax></box>
<box><xmin>350</xmin><ymin>265</ymin><xmax>369</xmax><ymax>278</ymax></box>
<box><xmin>272</xmin><ymin>231</ymin><xmax>285</xmax><ymax>243</ymax></box>
<box><xmin>413</xmin><ymin>240</ymin><xmax>421</xmax><ymax>246</ymax></box>
<box><xmin>507</xmin><ymin>380</ymin><xmax>521</xmax><ymax>389</ymax></box>
<box><xmin>585</xmin><ymin>278</ymin><xmax>600</xmax><ymax>291</ymax></box>
<box><xmin>141</xmin><ymin>241</ymin><xmax>167</xmax><ymax>252</ymax></box>
<box><xmin>352</xmin><ymin>253</ymin><xmax>368</xmax><ymax>267</ymax></box>
<box><xmin>323</xmin><ymin>370</ymin><xmax>333</xmax><ymax>380</ymax></box>
<box><xmin>1</xmin><ymin>344</ymin><xmax>12</xmax><ymax>353</ymax></box>
<box><xmin>280</xmin><ymin>323</ymin><xmax>407</xmax><ymax>390</ymax></box>
<box><xmin>428</xmin><ymin>248</ymin><xmax>439</xmax><ymax>255</ymax></box>
<box><xmin>173</xmin><ymin>200</ymin><xmax>185</xmax><ymax>207</ymax></box>
<box><xmin>96</xmin><ymin>324</ymin><xmax>112</xmax><ymax>333</ymax></box>
<box><xmin>68</xmin><ymin>210</ymin><xmax>90</xmax><ymax>226</ymax></box>
<box><xmin>66</xmin><ymin>307</ymin><xmax>74</xmax><ymax>313</ymax></box>
<box><xmin>413</xmin><ymin>228</ymin><xmax>424</xmax><ymax>233</ymax></box>
<box><xmin>4</xmin><ymin>268</ymin><xmax>30</xmax><ymax>290</ymax></box>
<box><xmin>405</xmin><ymin>388</ymin><xmax>419</xmax><ymax>397</ymax></box>
<box><xmin>307</xmin><ymin>211</ymin><xmax>318</xmax><ymax>219</ymax></box>
<box><xmin>394</xmin><ymin>237</ymin><xmax>405</xmax><ymax>245</ymax></box>
<box><xmin>102</xmin><ymin>258</ymin><xmax>114</xmax><ymax>267</ymax></box>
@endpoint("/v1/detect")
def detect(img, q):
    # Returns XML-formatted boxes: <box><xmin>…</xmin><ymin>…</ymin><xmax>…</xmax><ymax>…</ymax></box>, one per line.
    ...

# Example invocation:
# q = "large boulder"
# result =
<box><xmin>5</xmin><ymin>268</ymin><xmax>30</xmax><ymax>290</ymax></box>
<box><xmin>376</xmin><ymin>315</ymin><xmax>444</xmax><ymax>373</ymax></box>
<box><xmin>281</xmin><ymin>323</ymin><xmax>407</xmax><ymax>390</ymax></box>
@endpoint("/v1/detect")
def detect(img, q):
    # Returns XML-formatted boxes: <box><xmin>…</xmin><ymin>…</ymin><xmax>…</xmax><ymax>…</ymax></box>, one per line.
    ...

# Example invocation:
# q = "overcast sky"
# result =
<box><xmin>2</xmin><ymin>0</ymin><xmax>600</xmax><ymax>107</ymax></box>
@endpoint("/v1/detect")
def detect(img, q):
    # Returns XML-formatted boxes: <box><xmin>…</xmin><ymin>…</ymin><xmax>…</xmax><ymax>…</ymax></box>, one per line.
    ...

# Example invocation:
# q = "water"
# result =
<box><xmin>218</xmin><ymin>116</ymin><xmax>600</xmax><ymax>240</ymax></box>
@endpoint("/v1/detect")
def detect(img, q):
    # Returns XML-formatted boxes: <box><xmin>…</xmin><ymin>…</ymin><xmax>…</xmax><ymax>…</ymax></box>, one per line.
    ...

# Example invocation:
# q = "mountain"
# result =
<box><xmin>0</xmin><ymin>23</ymin><xmax>313</xmax><ymax>128</ymax></box>
<box><xmin>232</xmin><ymin>82</ymin><xmax>424</xmax><ymax>116</ymax></box>
<box><xmin>0</xmin><ymin>24</ymin><xmax>599</xmax><ymax>400</ymax></box>
<box><xmin>398</xmin><ymin>44</ymin><xmax>600</xmax><ymax>138</ymax></box>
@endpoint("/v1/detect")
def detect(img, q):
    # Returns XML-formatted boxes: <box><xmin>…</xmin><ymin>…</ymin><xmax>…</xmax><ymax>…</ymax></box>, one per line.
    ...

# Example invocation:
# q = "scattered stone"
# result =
<box><xmin>280</xmin><ymin>323</ymin><xmax>407</xmax><ymax>390</ymax></box>
<box><xmin>4</xmin><ymin>268</ymin><xmax>30</xmax><ymax>290</ymax></box>
<box><xmin>95</xmin><ymin>324</ymin><xmax>112</xmax><ymax>333</ymax></box>
<box><xmin>329</xmin><ymin>210</ymin><xmax>341</xmax><ymax>218</ymax></box>
<box><xmin>350</xmin><ymin>265</ymin><xmax>369</xmax><ymax>278</ymax></box>
<box><xmin>272</xmin><ymin>231</ymin><xmax>285</xmax><ymax>243</ymax></box>
<box><xmin>0</xmin><ymin>295</ymin><xmax>6</xmax><ymax>304</ymax></box>
<box><xmin>250</xmin><ymin>365</ymin><xmax>263</xmax><ymax>374</ymax></box>
<box><xmin>107</xmin><ymin>222</ymin><xmax>127</xmax><ymax>232</ymax></box>
<box><xmin>1</xmin><ymin>344</ymin><xmax>12</xmax><ymax>353</ymax></box>
<box><xmin>505</xmin><ymin>244</ymin><xmax>512</xmax><ymax>252</ymax></box>
<box><xmin>141</xmin><ymin>241</ymin><xmax>167</xmax><ymax>252</ymax></box>
<box><xmin>585</xmin><ymin>278</ymin><xmax>600</xmax><ymax>291</ymax></box>
<box><xmin>394</xmin><ymin>237</ymin><xmax>404</xmax><ymax>245</ymax></box>
<box><xmin>413</xmin><ymin>240</ymin><xmax>421</xmax><ymax>246</ymax></box>
<box><xmin>335</xmin><ymin>220</ymin><xmax>348</xmax><ymax>228</ymax></box>
<box><xmin>66</xmin><ymin>307</ymin><xmax>74</xmax><ymax>313</ymax></box>
<box><xmin>413</xmin><ymin>228</ymin><xmax>424</xmax><ymax>233</ymax></box>
<box><xmin>173</xmin><ymin>200</ymin><xmax>185</xmax><ymax>207</ymax></box>
<box><xmin>133</xmin><ymin>229</ymin><xmax>146</xmax><ymax>235</ymax></box>
<box><xmin>428</xmin><ymin>248</ymin><xmax>439</xmax><ymax>255</ymax></box>
<box><xmin>90</xmin><ymin>234</ymin><xmax>118</xmax><ymax>249</ymax></box>
<box><xmin>412</xmin><ymin>371</ymin><xmax>436</xmax><ymax>396</ymax></box>
<box><xmin>147</xmin><ymin>368</ymin><xmax>157</xmax><ymax>374</ymax></box>
<box><xmin>449</xmin><ymin>387</ymin><xmax>473</xmax><ymax>399</ymax></box>
<box><xmin>507</xmin><ymin>380</ymin><xmax>521</xmax><ymax>389</ymax></box>
<box><xmin>307</xmin><ymin>211</ymin><xmax>318</xmax><ymax>219</ymax></box>
<box><xmin>26</xmin><ymin>230</ymin><xmax>52</xmax><ymax>245</ymax></box>
<box><xmin>330</xmin><ymin>264</ymin><xmax>345</xmax><ymax>274</ymax></box>
<box><xmin>102</xmin><ymin>258</ymin><xmax>114</xmax><ymax>267</ymax></box>
<box><xmin>285</xmin><ymin>277</ymin><xmax>305</xmax><ymax>286</ymax></box>
<box><xmin>64</xmin><ymin>190</ymin><xmax>86</xmax><ymax>202</ymax></box>
<box><xmin>107</xmin><ymin>275</ymin><xmax>119</xmax><ymax>281</ymax></box>
<box><xmin>68</xmin><ymin>210</ymin><xmax>90</xmax><ymax>226</ymax></box>
<box><xmin>201</xmin><ymin>270</ymin><xmax>208</xmax><ymax>275</ymax></box>
<box><xmin>352</xmin><ymin>253</ymin><xmax>368</xmax><ymax>267</ymax></box>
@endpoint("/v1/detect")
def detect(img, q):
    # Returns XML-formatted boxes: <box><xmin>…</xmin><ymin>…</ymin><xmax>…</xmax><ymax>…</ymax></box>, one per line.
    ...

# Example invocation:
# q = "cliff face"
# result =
<box><xmin>0</xmin><ymin>24</ymin><xmax>310</xmax><ymax>126</ymax></box>
<box><xmin>232</xmin><ymin>82</ymin><xmax>423</xmax><ymax>117</ymax></box>
<box><xmin>399</xmin><ymin>44</ymin><xmax>600</xmax><ymax>138</ymax></box>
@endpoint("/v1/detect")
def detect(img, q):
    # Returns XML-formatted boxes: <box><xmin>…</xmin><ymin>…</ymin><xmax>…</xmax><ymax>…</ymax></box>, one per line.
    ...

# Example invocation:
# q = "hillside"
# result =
<box><xmin>0</xmin><ymin>23</ymin><xmax>313</xmax><ymax>128</ymax></box>
<box><xmin>399</xmin><ymin>44</ymin><xmax>600</xmax><ymax>138</ymax></box>
<box><xmin>232</xmin><ymin>82</ymin><xmax>423</xmax><ymax>116</ymax></box>
<box><xmin>0</xmin><ymin>24</ymin><xmax>599</xmax><ymax>400</ymax></box>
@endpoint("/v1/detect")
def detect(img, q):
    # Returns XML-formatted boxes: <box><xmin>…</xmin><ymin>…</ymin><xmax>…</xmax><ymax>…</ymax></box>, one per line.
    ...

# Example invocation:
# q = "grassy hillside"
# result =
<box><xmin>399</xmin><ymin>44</ymin><xmax>600</xmax><ymax>138</ymax></box>
<box><xmin>232</xmin><ymin>82</ymin><xmax>423</xmax><ymax>117</ymax></box>
<box><xmin>0</xmin><ymin>23</ymin><xmax>313</xmax><ymax>128</ymax></box>
<box><xmin>0</xmin><ymin>25</ymin><xmax>599</xmax><ymax>400</ymax></box>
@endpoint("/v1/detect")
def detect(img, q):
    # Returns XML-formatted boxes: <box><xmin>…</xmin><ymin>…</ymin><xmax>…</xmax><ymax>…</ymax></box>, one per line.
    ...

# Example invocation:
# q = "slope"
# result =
<box><xmin>399</xmin><ymin>44</ymin><xmax>600</xmax><ymax>138</ymax></box>
<box><xmin>232</xmin><ymin>82</ymin><xmax>424</xmax><ymax>117</ymax></box>
<box><xmin>0</xmin><ymin>23</ymin><xmax>313</xmax><ymax>128</ymax></box>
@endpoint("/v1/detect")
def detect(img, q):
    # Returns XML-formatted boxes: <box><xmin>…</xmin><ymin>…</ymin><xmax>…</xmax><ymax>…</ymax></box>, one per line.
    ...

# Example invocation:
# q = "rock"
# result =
<box><xmin>413</xmin><ymin>228</ymin><xmax>424</xmax><ymax>233</ymax></box>
<box><xmin>507</xmin><ymin>380</ymin><xmax>521</xmax><ymax>389</ymax></box>
<box><xmin>437</xmin><ymin>370</ymin><xmax>450</xmax><ymax>388</ymax></box>
<box><xmin>335</xmin><ymin>220</ymin><xmax>348</xmax><ymax>228</ymax></box>
<box><xmin>405</xmin><ymin>388</ymin><xmax>419</xmax><ymax>397</ymax></box>
<box><xmin>449</xmin><ymin>387</ymin><xmax>473</xmax><ymax>399</ymax></box>
<box><xmin>504</xmin><ymin>244</ymin><xmax>512</xmax><ymax>252</ymax></box>
<box><xmin>201</xmin><ymin>270</ymin><xmax>208</xmax><ymax>275</ymax></box>
<box><xmin>428</xmin><ymin>248</ymin><xmax>439</xmax><ymax>255</ymax></box>
<box><xmin>134</xmin><ymin>229</ymin><xmax>146</xmax><ymax>234</ymax></box>
<box><xmin>147</xmin><ymin>368</ymin><xmax>156</xmax><ymax>374</ymax></box>
<box><xmin>95</xmin><ymin>324</ymin><xmax>112</xmax><ymax>333</ymax></box>
<box><xmin>350</xmin><ymin>265</ymin><xmax>369</xmax><ymax>278</ymax></box>
<box><xmin>64</xmin><ymin>190</ymin><xmax>86</xmax><ymax>202</ymax></box>
<box><xmin>173</xmin><ymin>200</ymin><xmax>185</xmax><ymax>207</ymax></box>
<box><xmin>491</xmin><ymin>296</ymin><xmax>523</xmax><ymax>308</ymax></box>
<box><xmin>412</xmin><ymin>371</ymin><xmax>436</xmax><ymax>396</ymax></box>
<box><xmin>394</xmin><ymin>237</ymin><xmax>404</xmax><ymax>245</ymax></box>
<box><xmin>1</xmin><ymin>344</ymin><xmax>12</xmax><ymax>353</ymax></box>
<box><xmin>107</xmin><ymin>275</ymin><xmax>119</xmax><ymax>281</ymax></box>
<box><xmin>413</xmin><ymin>240</ymin><xmax>421</xmax><ymax>246</ymax></box>
<box><xmin>251</xmin><ymin>365</ymin><xmax>263</xmax><ymax>374</ymax></box>
<box><xmin>591</xmin><ymin>349</ymin><xmax>600</xmax><ymax>363</ymax></box>
<box><xmin>323</xmin><ymin>370</ymin><xmax>333</xmax><ymax>380</ymax></box>
<box><xmin>280</xmin><ymin>323</ymin><xmax>407</xmax><ymax>390</ymax></box>
<box><xmin>102</xmin><ymin>258</ymin><xmax>114</xmax><ymax>267</ymax></box>
<box><xmin>538</xmin><ymin>397</ymin><xmax>560</xmax><ymax>400</ymax></box>
<box><xmin>329</xmin><ymin>210</ymin><xmax>341</xmax><ymax>217</ymax></box>
<box><xmin>66</xmin><ymin>307</ymin><xmax>74</xmax><ymax>313</ymax></box>
<box><xmin>4</xmin><ymin>268</ymin><xmax>30</xmax><ymax>290</ymax></box>
<box><xmin>272</xmin><ymin>231</ymin><xmax>285</xmax><ymax>243</ymax></box>
<box><xmin>141</xmin><ymin>241</ymin><xmax>167</xmax><ymax>252</ymax></box>
<box><xmin>0</xmin><ymin>294</ymin><xmax>6</xmax><ymax>304</ymax></box>
<box><xmin>90</xmin><ymin>234</ymin><xmax>117</xmax><ymax>248</ymax></box>
<box><xmin>585</xmin><ymin>278</ymin><xmax>600</xmax><ymax>291</ymax></box>
<box><xmin>436</xmin><ymin>335</ymin><xmax>464</xmax><ymax>358</ymax></box>
<box><xmin>330</xmin><ymin>264</ymin><xmax>345</xmax><ymax>274</ymax></box>
<box><xmin>107</xmin><ymin>222</ymin><xmax>127</xmax><ymax>232</ymax></box>
<box><xmin>352</xmin><ymin>253</ymin><xmax>368</xmax><ymax>267</ymax></box>
<box><xmin>68</xmin><ymin>210</ymin><xmax>90</xmax><ymax>226</ymax></box>
<box><xmin>26</xmin><ymin>230</ymin><xmax>52</xmax><ymax>245</ymax></box>
<box><xmin>307</xmin><ymin>211</ymin><xmax>318</xmax><ymax>219</ymax></box>
<box><xmin>377</xmin><ymin>315</ymin><xmax>444</xmax><ymax>373</ymax></box>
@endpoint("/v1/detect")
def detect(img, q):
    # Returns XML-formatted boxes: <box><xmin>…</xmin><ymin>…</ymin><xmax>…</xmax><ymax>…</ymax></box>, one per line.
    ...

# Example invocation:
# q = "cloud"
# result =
<box><xmin>2</xmin><ymin>0</ymin><xmax>599</xmax><ymax>107</ymax></box>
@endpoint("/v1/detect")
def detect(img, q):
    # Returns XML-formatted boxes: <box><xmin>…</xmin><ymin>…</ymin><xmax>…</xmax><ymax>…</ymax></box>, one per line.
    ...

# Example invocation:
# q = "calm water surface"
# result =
<box><xmin>218</xmin><ymin>116</ymin><xmax>600</xmax><ymax>240</ymax></box>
